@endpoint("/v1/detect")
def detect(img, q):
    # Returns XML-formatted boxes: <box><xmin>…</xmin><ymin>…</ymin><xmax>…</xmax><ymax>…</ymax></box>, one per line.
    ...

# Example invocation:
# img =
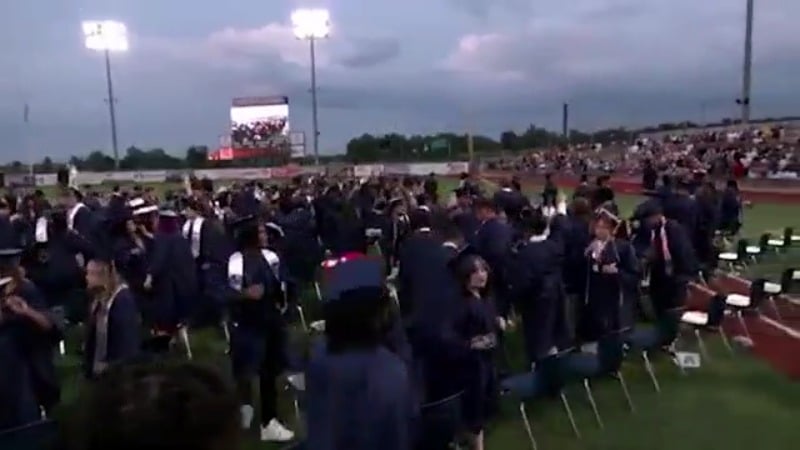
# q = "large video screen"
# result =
<box><xmin>230</xmin><ymin>96</ymin><xmax>290</xmax><ymax>148</ymax></box>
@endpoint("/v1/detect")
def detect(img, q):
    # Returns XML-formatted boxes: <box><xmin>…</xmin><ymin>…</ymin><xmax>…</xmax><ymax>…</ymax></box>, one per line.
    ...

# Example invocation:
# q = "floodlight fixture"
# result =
<box><xmin>82</xmin><ymin>20</ymin><xmax>129</xmax><ymax>52</ymax></box>
<box><xmin>82</xmin><ymin>20</ymin><xmax>128</xmax><ymax>169</ymax></box>
<box><xmin>291</xmin><ymin>9</ymin><xmax>331</xmax><ymax>39</ymax></box>
<box><xmin>291</xmin><ymin>8</ymin><xmax>330</xmax><ymax>165</ymax></box>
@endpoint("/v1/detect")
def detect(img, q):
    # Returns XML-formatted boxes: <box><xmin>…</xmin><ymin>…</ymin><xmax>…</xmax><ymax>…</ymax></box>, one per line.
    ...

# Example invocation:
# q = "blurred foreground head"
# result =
<box><xmin>66</xmin><ymin>361</ymin><xmax>241</xmax><ymax>450</ymax></box>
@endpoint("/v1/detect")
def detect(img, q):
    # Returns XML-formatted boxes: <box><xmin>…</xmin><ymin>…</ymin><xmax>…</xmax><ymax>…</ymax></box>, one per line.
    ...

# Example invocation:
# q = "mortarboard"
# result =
<box><xmin>230</xmin><ymin>215</ymin><xmax>259</xmax><ymax>232</ymax></box>
<box><xmin>594</xmin><ymin>207</ymin><xmax>621</xmax><ymax>227</ymax></box>
<box><xmin>632</xmin><ymin>199</ymin><xmax>663</xmax><ymax>220</ymax></box>
<box><xmin>388</xmin><ymin>197</ymin><xmax>404</xmax><ymax>211</ymax></box>
<box><xmin>320</xmin><ymin>256</ymin><xmax>384</xmax><ymax>303</ymax></box>
<box><xmin>447</xmin><ymin>244</ymin><xmax>479</xmax><ymax>272</ymax></box>
<box><xmin>265</xmin><ymin>222</ymin><xmax>285</xmax><ymax>238</ymax></box>
<box><xmin>0</xmin><ymin>248</ymin><xmax>23</xmax><ymax>271</ymax></box>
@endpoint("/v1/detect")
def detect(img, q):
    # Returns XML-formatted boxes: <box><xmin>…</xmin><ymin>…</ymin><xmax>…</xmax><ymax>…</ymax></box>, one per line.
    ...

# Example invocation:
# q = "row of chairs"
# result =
<box><xmin>498</xmin><ymin>270</ymin><xmax>787</xmax><ymax>450</ymax></box>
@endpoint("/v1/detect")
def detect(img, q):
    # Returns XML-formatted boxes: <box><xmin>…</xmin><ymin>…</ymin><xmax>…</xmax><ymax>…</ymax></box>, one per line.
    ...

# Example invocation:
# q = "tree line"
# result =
<box><xmin>5</xmin><ymin>115</ymin><xmax>797</xmax><ymax>172</ymax></box>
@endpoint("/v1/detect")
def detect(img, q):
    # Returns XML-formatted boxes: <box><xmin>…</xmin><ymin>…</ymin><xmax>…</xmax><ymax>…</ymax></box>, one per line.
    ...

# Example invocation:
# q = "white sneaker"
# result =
<box><xmin>260</xmin><ymin>418</ymin><xmax>295</xmax><ymax>442</ymax></box>
<box><xmin>240</xmin><ymin>405</ymin><xmax>254</xmax><ymax>430</ymax></box>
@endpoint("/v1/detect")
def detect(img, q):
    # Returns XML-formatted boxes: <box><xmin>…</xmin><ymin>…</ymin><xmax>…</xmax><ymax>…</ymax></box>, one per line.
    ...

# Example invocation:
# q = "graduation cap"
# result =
<box><xmin>0</xmin><ymin>248</ymin><xmax>23</xmax><ymax>272</ymax></box>
<box><xmin>594</xmin><ymin>207</ymin><xmax>621</xmax><ymax>227</ymax></box>
<box><xmin>388</xmin><ymin>197</ymin><xmax>404</xmax><ymax>212</ymax></box>
<box><xmin>372</xmin><ymin>199</ymin><xmax>388</xmax><ymax>214</ymax></box>
<box><xmin>447</xmin><ymin>244</ymin><xmax>480</xmax><ymax>274</ymax></box>
<box><xmin>632</xmin><ymin>199</ymin><xmax>663</xmax><ymax>221</ymax></box>
<box><xmin>265</xmin><ymin>222</ymin><xmax>285</xmax><ymax>239</ymax></box>
<box><xmin>320</xmin><ymin>256</ymin><xmax>384</xmax><ymax>303</ymax></box>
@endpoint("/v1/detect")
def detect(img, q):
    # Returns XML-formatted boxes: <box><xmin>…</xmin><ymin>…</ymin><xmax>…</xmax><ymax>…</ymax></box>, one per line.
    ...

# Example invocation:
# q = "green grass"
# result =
<box><xmin>48</xmin><ymin>179</ymin><xmax>800</xmax><ymax>450</ymax></box>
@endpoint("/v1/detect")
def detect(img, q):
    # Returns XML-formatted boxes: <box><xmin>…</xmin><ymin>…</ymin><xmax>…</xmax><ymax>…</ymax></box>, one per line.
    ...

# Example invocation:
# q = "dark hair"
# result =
<box><xmin>520</xmin><ymin>207</ymin><xmax>549</xmax><ymax>236</ymax></box>
<box><xmin>66</xmin><ymin>361</ymin><xmax>240</xmax><ymax>450</ymax></box>
<box><xmin>325</xmin><ymin>287</ymin><xmax>390</xmax><ymax>353</ymax></box>
<box><xmin>453</xmin><ymin>254</ymin><xmax>488</xmax><ymax>296</ymax></box>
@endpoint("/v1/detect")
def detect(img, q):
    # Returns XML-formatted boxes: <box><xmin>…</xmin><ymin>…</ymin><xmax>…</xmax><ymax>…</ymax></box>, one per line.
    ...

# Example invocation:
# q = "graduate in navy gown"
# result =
<box><xmin>306</xmin><ymin>255</ymin><xmax>416</xmax><ymax>450</ymax></box>
<box><xmin>59</xmin><ymin>187</ymin><xmax>95</xmax><ymax>240</ymax></box>
<box><xmin>719</xmin><ymin>179</ymin><xmax>743</xmax><ymax>235</ymax></box>
<box><xmin>225</xmin><ymin>216</ymin><xmax>294</xmax><ymax>443</ymax></box>
<box><xmin>181</xmin><ymin>197</ymin><xmax>231</xmax><ymax>327</ymax></box>
<box><xmin>449</xmin><ymin>249</ymin><xmax>500</xmax><ymax>450</ymax></box>
<box><xmin>0</xmin><ymin>248</ymin><xmax>63</xmax><ymax>430</ymax></box>
<box><xmin>143</xmin><ymin>207</ymin><xmax>197</xmax><ymax>353</ymax></box>
<box><xmin>82</xmin><ymin>254</ymin><xmax>141</xmax><ymax>378</ymax></box>
<box><xmin>25</xmin><ymin>208</ymin><xmax>94</xmax><ymax>325</ymax></box>
<box><xmin>579</xmin><ymin>209</ymin><xmax>640</xmax><ymax>345</ymax></box>
<box><xmin>635</xmin><ymin>201</ymin><xmax>699</xmax><ymax>323</ymax></box>
<box><xmin>508</xmin><ymin>208</ymin><xmax>564</xmax><ymax>364</ymax></box>
<box><xmin>473</xmin><ymin>197</ymin><xmax>513</xmax><ymax>318</ymax></box>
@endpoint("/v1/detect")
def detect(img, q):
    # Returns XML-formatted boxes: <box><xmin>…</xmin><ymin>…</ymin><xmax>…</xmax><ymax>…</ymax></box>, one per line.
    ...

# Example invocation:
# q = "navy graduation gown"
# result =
<box><xmin>648</xmin><ymin>219</ymin><xmax>699</xmax><ymax>316</ymax></box>
<box><xmin>451</xmin><ymin>293</ymin><xmax>498</xmax><ymax>433</ymax></box>
<box><xmin>580</xmin><ymin>239</ymin><xmax>640</xmax><ymax>342</ymax></box>
<box><xmin>82</xmin><ymin>287</ymin><xmax>141</xmax><ymax>378</ymax></box>
<box><xmin>0</xmin><ymin>280</ymin><xmax>62</xmax><ymax>430</ymax></box>
<box><xmin>146</xmin><ymin>231</ymin><xmax>197</xmax><ymax>330</ymax></box>
<box><xmin>226</xmin><ymin>249</ymin><xmax>287</xmax><ymax>376</ymax></box>
<box><xmin>508</xmin><ymin>236</ymin><xmax>564</xmax><ymax>363</ymax></box>
<box><xmin>306</xmin><ymin>340</ymin><xmax>417</xmax><ymax>450</ymax></box>
<box><xmin>474</xmin><ymin>217</ymin><xmax>513</xmax><ymax>316</ymax></box>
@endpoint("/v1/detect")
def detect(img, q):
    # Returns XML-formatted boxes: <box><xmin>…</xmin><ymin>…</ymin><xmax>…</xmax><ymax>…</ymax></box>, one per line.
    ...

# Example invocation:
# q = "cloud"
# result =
<box><xmin>336</xmin><ymin>37</ymin><xmax>401</xmax><ymax>68</ymax></box>
<box><xmin>442</xmin><ymin>0</ymin><xmax>800</xmax><ymax>96</ymax></box>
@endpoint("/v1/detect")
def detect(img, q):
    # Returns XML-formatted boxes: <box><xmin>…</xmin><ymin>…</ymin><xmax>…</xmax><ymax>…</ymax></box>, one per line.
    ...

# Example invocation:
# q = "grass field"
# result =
<box><xmin>47</xmin><ymin>178</ymin><xmax>800</xmax><ymax>450</ymax></box>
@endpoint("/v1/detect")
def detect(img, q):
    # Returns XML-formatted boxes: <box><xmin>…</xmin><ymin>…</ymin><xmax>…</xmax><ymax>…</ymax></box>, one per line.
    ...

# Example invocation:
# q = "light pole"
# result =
<box><xmin>292</xmin><ymin>9</ymin><xmax>330</xmax><ymax>165</ymax></box>
<box><xmin>737</xmin><ymin>0</ymin><xmax>754</xmax><ymax>124</ymax></box>
<box><xmin>82</xmin><ymin>20</ymin><xmax>129</xmax><ymax>169</ymax></box>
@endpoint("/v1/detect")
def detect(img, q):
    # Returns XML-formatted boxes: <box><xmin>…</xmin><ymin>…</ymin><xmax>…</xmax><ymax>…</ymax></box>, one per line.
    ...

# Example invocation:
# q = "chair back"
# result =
<box><xmin>0</xmin><ymin>420</ymin><xmax>58</xmax><ymax>450</ymax></box>
<box><xmin>706</xmin><ymin>294</ymin><xmax>727</xmax><ymax>327</ymax></box>
<box><xmin>597</xmin><ymin>332</ymin><xmax>625</xmax><ymax>373</ymax></box>
<box><xmin>735</xmin><ymin>239</ymin><xmax>748</xmax><ymax>259</ymax></box>
<box><xmin>416</xmin><ymin>391</ymin><xmax>463</xmax><ymax>450</ymax></box>
<box><xmin>784</xmin><ymin>227</ymin><xmax>794</xmax><ymax>246</ymax></box>
<box><xmin>656</xmin><ymin>307</ymin><xmax>683</xmax><ymax>344</ymax></box>
<box><xmin>780</xmin><ymin>268</ymin><xmax>798</xmax><ymax>293</ymax></box>
<box><xmin>758</xmin><ymin>233</ymin><xmax>770</xmax><ymax>248</ymax></box>
<box><xmin>749</xmin><ymin>278</ymin><xmax>767</xmax><ymax>308</ymax></box>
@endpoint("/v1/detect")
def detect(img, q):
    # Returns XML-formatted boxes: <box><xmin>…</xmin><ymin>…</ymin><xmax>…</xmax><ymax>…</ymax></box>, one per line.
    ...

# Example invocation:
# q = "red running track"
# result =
<box><xmin>690</xmin><ymin>274</ymin><xmax>800</xmax><ymax>379</ymax></box>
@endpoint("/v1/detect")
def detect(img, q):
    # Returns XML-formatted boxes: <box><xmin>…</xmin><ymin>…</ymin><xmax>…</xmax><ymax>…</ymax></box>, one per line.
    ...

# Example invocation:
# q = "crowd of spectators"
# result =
<box><xmin>484</xmin><ymin>125</ymin><xmax>800</xmax><ymax>180</ymax></box>
<box><xmin>231</xmin><ymin>118</ymin><xmax>288</xmax><ymax>148</ymax></box>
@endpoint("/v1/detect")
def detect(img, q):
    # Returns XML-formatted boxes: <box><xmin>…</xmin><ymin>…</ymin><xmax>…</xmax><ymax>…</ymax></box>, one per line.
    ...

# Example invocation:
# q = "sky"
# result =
<box><xmin>1</xmin><ymin>0</ymin><xmax>799</xmax><ymax>161</ymax></box>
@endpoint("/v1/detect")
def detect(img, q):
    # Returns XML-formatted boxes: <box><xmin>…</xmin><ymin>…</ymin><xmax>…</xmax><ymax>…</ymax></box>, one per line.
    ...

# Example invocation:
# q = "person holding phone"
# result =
<box><xmin>0</xmin><ymin>248</ymin><xmax>62</xmax><ymax>430</ymax></box>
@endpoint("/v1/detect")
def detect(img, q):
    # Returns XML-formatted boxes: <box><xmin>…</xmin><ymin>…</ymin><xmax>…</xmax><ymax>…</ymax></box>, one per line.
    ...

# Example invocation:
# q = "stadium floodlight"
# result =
<box><xmin>82</xmin><ymin>20</ymin><xmax>128</xmax><ymax>169</ymax></box>
<box><xmin>291</xmin><ymin>9</ymin><xmax>331</xmax><ymax>165</ymax></box>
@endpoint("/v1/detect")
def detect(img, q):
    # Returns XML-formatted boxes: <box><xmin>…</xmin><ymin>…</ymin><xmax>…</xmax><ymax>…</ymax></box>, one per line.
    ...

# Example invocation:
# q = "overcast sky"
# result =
<box><xmin>1</xmin><ymin>0</ymin><xmax>798</xmax><ymax>161</ymax></box>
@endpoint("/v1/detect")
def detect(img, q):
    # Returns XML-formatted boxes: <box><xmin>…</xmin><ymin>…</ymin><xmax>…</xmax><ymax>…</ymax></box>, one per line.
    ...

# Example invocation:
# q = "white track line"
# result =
<box><xmin>760</xmin><ymin>315</ymin><xmax>800</xmax><ymax>341</ymax></box>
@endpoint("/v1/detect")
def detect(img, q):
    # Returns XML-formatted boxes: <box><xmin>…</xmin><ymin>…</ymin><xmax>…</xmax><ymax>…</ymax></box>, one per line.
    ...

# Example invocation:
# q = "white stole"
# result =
<box><xmin>67</xmin><ymin>203</ymin><xmax>86</xmax><ymax>231</ymax></box>
<box><xmin>227</xmin><ymin>249</ymin><xmax>285</xmax><ymax>294</ymax></box>
<box><xmin>35</xmin><ymin>217</ymin><xmax>48</xmax><ymax>243</ymax></box>
<box><xmin>182</xmin><ymin>217</ymin><xmax>205</xmax><ymax>259</ymax></box>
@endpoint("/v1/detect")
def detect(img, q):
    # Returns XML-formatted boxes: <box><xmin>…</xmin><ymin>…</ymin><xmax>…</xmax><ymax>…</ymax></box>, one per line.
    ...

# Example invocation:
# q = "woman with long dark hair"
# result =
<box><xmin>450</xmin><ymin>250</ymin><xmax>499</xmax><ymax>450</ymax></box>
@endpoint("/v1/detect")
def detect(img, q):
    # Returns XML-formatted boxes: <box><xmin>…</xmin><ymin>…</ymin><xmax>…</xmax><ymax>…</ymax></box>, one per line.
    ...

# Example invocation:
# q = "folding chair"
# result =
<box><xmin>416</xmin><ymin>391</ymin><xmax>463</xmax><ymax>450</ymax></box>
<box><xmin>717</xmin><ymin>239</ymin><xmax>747</xmax><ymax>271</ymax></box>
<box><xmin>746</xmin><ymin>234</ymin><xmax>769</xmax><ymax>261</ymax></box>
<box><xmin>500</xmin><ymin>353</ymin><xmax>580</xmax><ymax>449</ymax></box>
<box><xmin>724</xmin><ymin>278</ymin><xmax>767</xmax><ymax>341</ymax></box>
<box><xmin>561</xmin><ymin>332</ymin><xmax>635</xmax><ymax>430</ymax></box>
<box><xmin>0</xmin><ymin>419</ymin><xmax>58</xmax><ymax>450</ymax></box>
<box><xmin>624</xmin><ymin>310</ymin><xmax>681</xmax><ymax>392</ymax></box>
<box><xmin>284</xmin><ymin>373</ymin><xmax>306</xmax><ymax>425</ymax></box>
<box><xmin>780</xmin><ymin>268</ymin><xmax>800</xmax><ymax>295</ymax></box>
<box><xmin>679</xmin><ymin>294</ymin><xmax>730</xmax><ymax>358</ymax></box>
<box><xmin>766</xmin><ymin>228</ymin><xmax>792</xmax><ymax>252</ymax></box>
<box><xmin>789</xmin><ymin>227</ymin><xmax>800</xmax><ymax>245</ymax></box>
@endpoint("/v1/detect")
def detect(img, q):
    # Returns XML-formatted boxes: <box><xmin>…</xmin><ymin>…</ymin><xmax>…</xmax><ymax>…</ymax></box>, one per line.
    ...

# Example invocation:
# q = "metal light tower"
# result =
<box><xmin>82</xmin><ymin>20</ymin><xmax>129</xmax><ymax>169</ymax></box>
<box><xmin>738</xmin><ymin>0</ymin><xmax>754</xmax><ymax>124</ymax></box>
<box><xmin>292</xmin><ymin>9</ymin><xmax>330</xmax><ymax>165</ymax></box>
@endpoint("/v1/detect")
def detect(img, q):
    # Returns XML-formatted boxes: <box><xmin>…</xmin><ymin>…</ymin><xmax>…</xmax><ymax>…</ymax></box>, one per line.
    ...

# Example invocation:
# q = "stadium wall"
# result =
<box><xmin>5</xmin><ymin>161</ymin><xmax>799</xmax><ymax>203</ymax></box>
